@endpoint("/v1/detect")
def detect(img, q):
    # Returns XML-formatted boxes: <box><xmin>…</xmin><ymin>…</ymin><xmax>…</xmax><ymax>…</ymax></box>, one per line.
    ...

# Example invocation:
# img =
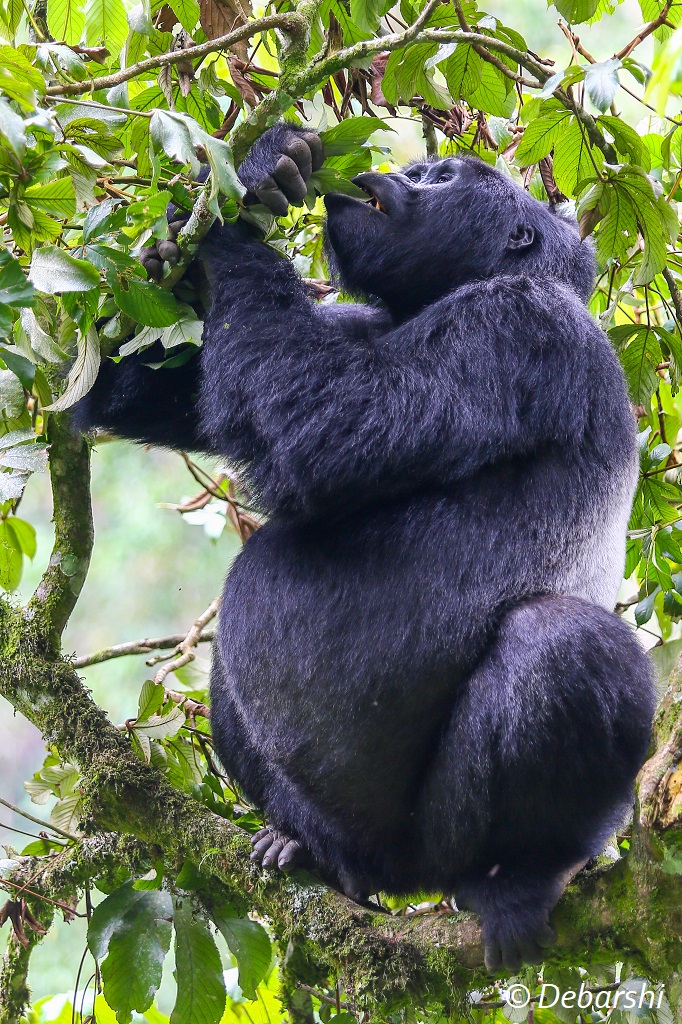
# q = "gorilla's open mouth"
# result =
<box><xmin>356</xmin><ymin>183</ymin><xmax>388</xmax><ymax>214</ymax></box>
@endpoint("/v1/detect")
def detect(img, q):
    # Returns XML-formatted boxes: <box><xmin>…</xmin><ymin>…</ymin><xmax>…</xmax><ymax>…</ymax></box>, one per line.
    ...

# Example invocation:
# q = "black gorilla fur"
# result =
<box><xmin>74</xmin><ymin>124</ymin><xmax>656</xmax><ymax>972</ymax></box>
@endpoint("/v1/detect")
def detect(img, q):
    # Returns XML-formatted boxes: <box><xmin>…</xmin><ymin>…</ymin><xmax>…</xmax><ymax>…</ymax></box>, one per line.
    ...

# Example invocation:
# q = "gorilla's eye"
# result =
<box><xmin>436</xmin><ymin>173</ymin><xmax>453</xmax><ymax>183</ymax></box>
<box><xmin>406</xmin><ymin>170</ymin><xmax>422</xmax><ymax>181</ymax></box>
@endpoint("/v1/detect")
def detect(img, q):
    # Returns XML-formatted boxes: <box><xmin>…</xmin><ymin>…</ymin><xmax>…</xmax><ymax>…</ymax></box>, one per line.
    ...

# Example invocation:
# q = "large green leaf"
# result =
<box><xmin>552</xmin><ymin>0</ymin><xmax>600</xmax><ymax>22</ymax></box>
<box><xmin>212</xmin><ymin>907</ymin><xmax>272</xmax><ymax>1000</ymax></box>
<box><xmin>88</xmin><ymin>882</ymin><xmax>173</xmax><ymax>1024</ymax></box>
<box><xmin>320</xmin><ymin>116</ymin><xmax>394</xmax><ymax>156</ymax></box>
<box><xmin>25</xmin><ymin>178</ymin><xmax>77</xmax><ymax>219</ymax></box>
<box><xmin>552</xmin><ymin>117</ymin><xmax>604</xmax><ymax>195</ymax></box>
<box><xmin>112</xmin><ymin>279</ymin><xmax>185</xmax><ymax>328</ymax></box>
<box><xmin>44</xmin><ymin>326</ymin><xmax>100</xmax><ymax>411</ymax></box>
<box><xmin>466</xmin><ymin>61</ymin><xmax>515</xmax><ymax>118</ymax></box>
<box><xmin>171</xmin><ymin>900</ymin><xmax>226</xmax><ymax>1024</ymax></box>
<box><xmin>0</xmin><ymin>250</ymin><xmax>34</xmax><ymax>307</ymax></box>
<box><xmin>0</xmin><ymin>46</ymin><xmax>45</xmax><ymax>108</ymax></box>
<box><xmin>0</xmin><ymin>519</ymin><xmax>22</xmax><ymax>591</ymax></box>
<box><xmin>84</xmin><ymin>0</ymin><xmax>129</xmax><ymax>56</ymax></box>
<box><xmin>167</xmin><ymin>0</ymin><xmax>199</xmax><ymax>31</ymax></box>
<box><xmin>29</xmin><ymin>246</ymin><xmax>100</xmax><ymax>293</ymax></box>
<box><xmin>47</xmin><ymin>0</ymin><xmax>85</xmax><ymax>45</ymax></box>
<box><xmin>515</xmin><ymin>108</ymin><xmax>572</xmax><ymax>166</ymax></box>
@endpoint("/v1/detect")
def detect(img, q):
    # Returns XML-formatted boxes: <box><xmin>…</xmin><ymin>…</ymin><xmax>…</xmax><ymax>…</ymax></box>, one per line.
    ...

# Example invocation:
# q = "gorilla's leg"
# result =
<box><xmin>209</xmin><ymin>651</ymin><xmax>376</xmax><ymax>899</ymax></box>
<box><xmin>416</xmin><ymin>595</ymin><xmax>654</xmax><ymax>973</ymax></box>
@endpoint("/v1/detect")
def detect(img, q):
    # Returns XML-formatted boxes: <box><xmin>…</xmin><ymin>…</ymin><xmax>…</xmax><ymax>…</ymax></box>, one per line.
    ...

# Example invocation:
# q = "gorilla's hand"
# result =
<box><xmin>139</xmin><ymin>125</ymin><xmax>323</xmax><ymax>279</ymax></box>
<box><xmin>139</xmin><ymin>214</ymin><xmax>188</xmax><ymax>282</ymax></box>
<box><xmin>238</xmin><ymin>124</ymin><xmax>324</xmax><ymax>216</ymax></box>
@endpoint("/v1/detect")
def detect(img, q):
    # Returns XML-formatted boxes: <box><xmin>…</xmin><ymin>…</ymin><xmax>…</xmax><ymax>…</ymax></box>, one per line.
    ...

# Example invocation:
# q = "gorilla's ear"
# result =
<box><xmin>507</xmin><ymin>223</ymin><xmax>536</xmax><ymax>251</ymax></box>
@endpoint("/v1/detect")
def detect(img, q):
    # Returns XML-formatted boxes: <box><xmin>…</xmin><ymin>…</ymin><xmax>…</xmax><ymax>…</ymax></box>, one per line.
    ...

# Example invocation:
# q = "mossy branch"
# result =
<box><xmin>25</xmin><ymin>413</ymin><xmax>94</xmax><ymax>643</ymax></box>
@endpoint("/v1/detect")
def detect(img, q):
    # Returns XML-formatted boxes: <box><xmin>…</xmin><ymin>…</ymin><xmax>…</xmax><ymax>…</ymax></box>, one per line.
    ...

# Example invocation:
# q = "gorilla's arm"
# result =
<box><xmin>197</xmin><ymin>226</ymin><xmax>610</xmax><ymax>518</ymax></box>
<box><xmin>71</xmin><ymin>344</ymin><xmax>203</xmax><ymax>451</ymax></box>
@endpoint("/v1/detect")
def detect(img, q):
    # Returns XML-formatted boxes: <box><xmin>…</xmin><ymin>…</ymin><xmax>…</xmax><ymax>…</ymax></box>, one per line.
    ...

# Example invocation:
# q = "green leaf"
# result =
<box><xmin>88</xmin><ymin>882</ymin><xmax>173</xmax><ymax>1023</ymax></box>
<box><xmin>25</xmin><ymin>178</ymin><xmax>77</xmax><ymax>219</ymax></box>
<box><xmin>29</xmin><ymin>246</ymin><xmax>100</xmax><ymax>293</ymax></box>
<box><xmin>44</xmin><ymin>325</ymin><xmax>100</xmax><ymax>411</ymax></box>
<box><xmin>0</xmin><ymin>46</ymin><xmax>45</xmax><ymax>108</ymax></box>
<box><xmin>444</xmin><ymin>44</ymin><xmax>482</xmax><ymax>98</ymax></box>
<box><xmin>552</xmin><ymin>117</ymin><xmax>603</xmax><ymax>195</ymax></box>
<box><xmin>515</xmin><ymin>108</ymin><xmax>572</xmax><ymax>166</ymax></box>
<box><xmin>320</xmin><ymin>116</ymin><xmax>394</xmax><ymax>156</ymax></box>
<box><xmin>167</xmin><ymin>0</ymin><xmax>199</xmax><ymax>31</ymax></box>
<box><xmin>584</xmin><ymin>58</ymin><xmax>621</xmax><ymax>113</ymax></box>
<box><xmin>5</xmin><ymin>516</ymin><xmax>36</xmax><ymax>558</ymax></box>
<box><xmin>134</xmin><ymin>705</ymin><xmax>185</xmax><ymax>740</ymax></box>
<box><xmin>552</xmin><ymin>0</ymin><xmax>600</xmax><ymax>22</ymax></box>
<box><xmin>161</xmin><ymin>317</ymin><xmax>203</xmax><ymax>349</ymax></box>
<box><xmin>47</xmin><ymin>0</ymin><xmax>85</xmax><ymax>45</ymax></box>
<box><xmin>0</xmin><ymin>250</ymin><xmax>34</xmax><ymax>307</ymax></box>
<box><xmin>112</xmin><ymin>279</ymin><xmax>184</xmax><ymax>328</ymax></box>
<box><xmin>0</xmin><ymin>344</ymin><xmax>36</xmax><ymax>389</ymax></box>
<box><xmin>171</xmin><ymin>900</ymin><xmax>226</xmax><ymax>1024</ymax></box>
<box><xmin>618</xmin><ymin>327</ymin><xmax>663</xmax><ymax>404</ymax></box>
<box><xmin>598</xmin><ymin>114</ymin><xmax>650</xmax><ymax>169</ymax></box>
<box><xmin>212</xmin><ymin>907</ymin><xmax>272</xmax><ymax>1000</ymax></box>
<box><xmin>382</xmin><ymin>44</ymin><xmax>452</xmax><ymax>108</ymax></box>
<box><xmin>137</xmin><ymin>680</ymin><xmax>165</xmax><ymax>721</ymax></box>
<box><xmin>150</xmin><ymin>109</ymin><xmax>200</xmax><ymax>174</ymax></box>
<box><xmin>0</xmin><ymin>519</ymin><xmax>22</xmax><ymax>591</ymax></box>
<box><xmin>466</xmin><ymin>60</ymin><xmax>515</xmax><ymax>118</ymax></box>
<box><xmin>84</xmin><ymin>0</ymin><xmax>129</xmax><ymax>57</ymax></box>
<box><xmin>0</xmin><ymin>96</ymin><xmax>27</xmax><ymax>157</ymax></box>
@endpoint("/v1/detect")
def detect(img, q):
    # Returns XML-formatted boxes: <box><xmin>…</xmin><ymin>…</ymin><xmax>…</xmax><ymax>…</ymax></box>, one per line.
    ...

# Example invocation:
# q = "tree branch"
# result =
<box><xmin>25</xmin><ymin>413</ymin><xmax>93</xmax><ymax>643</ymax></box>
<box><xmin>44</xmin><ymin>12</ymin><xmax>306</xmax><ymax>96</ymax></box>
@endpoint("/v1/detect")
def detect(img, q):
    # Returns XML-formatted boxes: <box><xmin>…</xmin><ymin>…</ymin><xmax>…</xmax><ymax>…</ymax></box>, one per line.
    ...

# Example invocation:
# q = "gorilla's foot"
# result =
<box><xmin>483</xmin><ymin>917</ymin><xmax>555</xmax><ymax>974</ymax></box>
<box><xmin>249</xmin><ymin>826</ymin><xmax>308</xmax><ymax>871</ymax></box>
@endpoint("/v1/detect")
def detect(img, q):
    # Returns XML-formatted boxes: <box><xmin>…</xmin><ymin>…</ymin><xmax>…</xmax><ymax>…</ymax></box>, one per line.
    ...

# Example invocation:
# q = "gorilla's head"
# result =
<box><xmin>324</xmin><ymin>156</ymin><xmax>595</xmax><ymax>319</ymax></box>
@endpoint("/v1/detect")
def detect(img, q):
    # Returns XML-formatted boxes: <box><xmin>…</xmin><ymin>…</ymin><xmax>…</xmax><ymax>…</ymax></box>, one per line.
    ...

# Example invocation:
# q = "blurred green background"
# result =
<box><xmin>0</xmin><ymin>0</ymin><xmax>661</xmax><ymax>1002</ymax></box>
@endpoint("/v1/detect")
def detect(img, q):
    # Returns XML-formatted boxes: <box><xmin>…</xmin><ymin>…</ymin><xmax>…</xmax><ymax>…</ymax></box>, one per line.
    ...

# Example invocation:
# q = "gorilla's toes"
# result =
<box><xmin>250</xmin><ymin>826</ymin><xmax>307</xmax><ymax>872</ymax></box>
<box><xmin>484</xmin><ymin>920</ymin><xmax>555</xmax><ymax>974</ymax></box>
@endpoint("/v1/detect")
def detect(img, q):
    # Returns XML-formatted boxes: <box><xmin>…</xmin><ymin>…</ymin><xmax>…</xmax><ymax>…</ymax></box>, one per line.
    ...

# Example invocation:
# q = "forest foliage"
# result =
<box><xmin>1</xmin><ymin>0</ymin><xmax>682</xmax><ymax>1021</ymax></box>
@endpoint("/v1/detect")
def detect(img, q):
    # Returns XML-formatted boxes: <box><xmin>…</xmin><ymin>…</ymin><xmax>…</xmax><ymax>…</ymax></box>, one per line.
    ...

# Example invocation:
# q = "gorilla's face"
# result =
<box><xmin>324</xmin><ymin>156</ymin><xmax>594</xmax><ymax>318</ymax></box>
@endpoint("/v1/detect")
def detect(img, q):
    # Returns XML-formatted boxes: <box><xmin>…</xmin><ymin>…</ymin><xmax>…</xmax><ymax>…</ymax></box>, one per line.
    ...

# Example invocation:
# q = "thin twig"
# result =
<box><xmin>153</xmin><ymin>597</ymin><xmax>222</xmax><ymax>686</ymax></box>
<box><xmin>0</xmin><ymin>878</ymin><xmax>86</xmax><ymax>918</ymax></box>
<box><xmin>0</xmin><ymin>797</ymin><xmax>78</xmax><ymax>842</ymax></box>
<box><xmin>73</xmin><ymin>631</ymin><xmax>214</xmax><ymax>668</ymax></box>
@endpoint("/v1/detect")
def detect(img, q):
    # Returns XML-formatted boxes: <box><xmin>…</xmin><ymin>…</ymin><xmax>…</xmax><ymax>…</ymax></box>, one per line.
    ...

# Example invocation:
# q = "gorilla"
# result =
<box><xmin>74</xmin><ymin>123</ymin><xmax>655</xmax><ymax>972</ymax></box>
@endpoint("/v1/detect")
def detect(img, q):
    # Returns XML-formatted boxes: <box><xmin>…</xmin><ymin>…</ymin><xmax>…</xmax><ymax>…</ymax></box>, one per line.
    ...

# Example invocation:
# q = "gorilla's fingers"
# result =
<box><xmin>285</xmin><ymin>136</ymin><xmax>313</xmax><ymax>183</ymax></box>
<box><xmin>254</xmin><ymin>175</ymin><xmax>290</xmax><ymax>216</ymax></box>
<box><xmin>139</xmin><ymin>247</ymin><xmax>163</xmax><ymax>282</ymax></box>
<box><xmin>157</xmin><ymin>240</ymin><xmax>181</xmax><ymax>265</ymax></box>
<box><xmin>301</xmin><ymin>131</ymin><xmax>324</xmax><ymax>171</ymax></box>
<box><xmin>251</xmin><ymin>827</ymin><xmax>271</xmax><ymax>844</ymax></box>
<box><xmin>272</xmin><ymin>155</ymin><xmax>308</xmax><ymax>205</ymax></box>
<box><xmin>168</xmin><ymin>218</ymin><xmax>188</xmax><ymax>239</ymax></box>
<box><xmin>261</xmin><ymin>838</ymin><xmax>285</xmax><ymax>867</ymax></box>
<box><xmin>277</xmin><ymin>839</ymin><xmax>302</xmax><ymax>869</ymax></box>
